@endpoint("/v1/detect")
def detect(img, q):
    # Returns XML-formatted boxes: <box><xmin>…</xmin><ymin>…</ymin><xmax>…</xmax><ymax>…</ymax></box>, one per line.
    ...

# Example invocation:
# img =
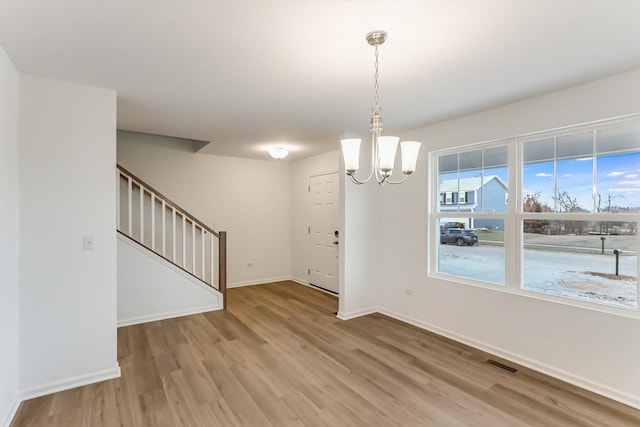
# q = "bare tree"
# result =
<box><xmin>523</xmin><ymin>192</ymin><xmax>550</xmax><ymax>234</ymax></box>
<box><xmin>553</xmin><ymin>189</ymin><xmax>581</xmax><ymax>213</ymax></box>
<box><xmin>553</xmin><ymin>189</ymin><xmax>584</xmax><ymax>234</ymax></box>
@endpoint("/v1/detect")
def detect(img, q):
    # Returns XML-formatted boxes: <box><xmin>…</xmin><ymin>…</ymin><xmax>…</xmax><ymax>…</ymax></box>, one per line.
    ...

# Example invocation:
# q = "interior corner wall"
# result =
<box><xmin>0</xmin><ymin>45</ymin><xmax>21</xmax><ymax>427</ymax></box>
<box><xmin>19</xmin><ymin>75</ymin><xmax>119</xmax><ymax>397</ymax></box>
<box><xmin>338</xmin><ymin>146</ymin><xmax>381</xmax><ymax>318</ymax></box>
<box><xmin>290</xmin><ymin>150</ymin><xmax>339</xmax><ymax>284</ymax></box>
<box><xmin>375</xmin><ymin>68</ymin><xmax>640</xmax><ymax>407</ymax></box>
<box><xmin>117</xmin><ymin>131</ymin><xmax>291</xmax><ymax>287</ymax></box>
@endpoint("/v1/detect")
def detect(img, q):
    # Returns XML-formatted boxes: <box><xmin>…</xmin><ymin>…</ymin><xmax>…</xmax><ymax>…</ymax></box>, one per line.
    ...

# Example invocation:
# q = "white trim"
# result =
<box><xmin>430</xmin><ymin>270</ymin><xmax>640</xmax><ymax>319</ymax></box>
<box><xmin>227</xmin><ymin>275</ymin><xmax>291</xmax><ymax>288</ymax></box>
<box><xmin>376</xmin><ymin>307</ymin><xmax>640</xmax><ymax>410</ymax></box>
<box><xmin>290</xmin><ymin>276</ymin><xmax>309</xmax><ymax>286</ymax></box>
<box><xmin>20</xmin><ymin>366</ymin><xmax>121</xmax><ymax>402</ymax></box>
<box><xmin>336</xmin><ymin>306</ymin><xmax>377</xmax><ymax>320</ymax></box>
<box><xmin>433</xmin><ymin>113</ymin><xmax>640</xmax><ymax>155</ymax></box>
<box><xmin>117</xmin><ymin>304</ymin><xmax>221</xmax><ymax>327</ymax></box>
<box><xmin>1</xmin><ymin>397</ymin><xmax>21</xmax><ymax>427</ymax></box>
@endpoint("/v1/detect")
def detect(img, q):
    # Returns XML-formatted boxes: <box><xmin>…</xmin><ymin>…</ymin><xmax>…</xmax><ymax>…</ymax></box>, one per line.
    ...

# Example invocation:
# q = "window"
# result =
<box><xmin>445</xmin><ymin>192</ymin><xmax>453</xmax><ymax>204</ymax></box>
<box><xmin>436</xmin><ymin>144</ymin><xmax>508</xmax><ymax>285</ymax></box>
<box><xmin>432</xmin><ymin>119</ymin><xmax>640</xmax><ymax>312</ymax></box>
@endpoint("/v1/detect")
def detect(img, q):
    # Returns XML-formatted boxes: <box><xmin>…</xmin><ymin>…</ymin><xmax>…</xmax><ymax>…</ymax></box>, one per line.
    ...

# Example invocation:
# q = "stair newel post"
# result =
<box><xmin>116</xmin><ymin>171</ymin><xmax>121</xmax><ymax>231</ymax></box>
<box><xmin>219</xmin><ymin>231</ymin><xmax>227</xmax><ymax>309</ymax></box>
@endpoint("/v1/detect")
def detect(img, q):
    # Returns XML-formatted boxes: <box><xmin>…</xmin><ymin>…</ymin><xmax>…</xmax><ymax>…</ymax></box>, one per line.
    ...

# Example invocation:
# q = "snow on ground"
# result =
<box><xmin>438</xmin><ymin>244</ymin><xmax>637</xmax><ymax>308</ymax></box>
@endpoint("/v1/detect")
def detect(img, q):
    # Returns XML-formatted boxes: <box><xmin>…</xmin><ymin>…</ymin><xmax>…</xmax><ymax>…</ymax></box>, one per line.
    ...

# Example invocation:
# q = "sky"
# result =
<box><xmin>441</xmin><ymin>151</ymin><xmax>640</xmax><ymax>212</ymax></box>
<box><xmin>524</xmin><ymin>152</ymin><xmax>640</xmax><ymax>212</ymax></box>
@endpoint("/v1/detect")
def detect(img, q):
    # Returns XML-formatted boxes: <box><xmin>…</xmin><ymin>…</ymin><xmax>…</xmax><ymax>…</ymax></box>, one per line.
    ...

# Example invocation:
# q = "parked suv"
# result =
<box><xmin>440</xmin><ymin>229</ymin><xmax>478</xmax><ymax>246</ymax></box>
<box><xmin>440</xmin><ymin>221</ymin><xmax>465</xmax><ymax>231</ymax></box>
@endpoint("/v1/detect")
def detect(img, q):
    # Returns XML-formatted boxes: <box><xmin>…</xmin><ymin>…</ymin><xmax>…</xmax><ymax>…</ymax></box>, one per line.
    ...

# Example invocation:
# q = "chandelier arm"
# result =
<box><xmin>349</xmin><ymin>174</ymin><xmax>366</xmax><ymax>185</ymax></box>
<box><xmin>381</xmin><ymin>175</ymin><xmax>410</xmax><ymax>185</ymax></box>
<box><xmin>346</xmin><ymin>128</ymin><xmax>379</xmax><ymax>184</ymax></box>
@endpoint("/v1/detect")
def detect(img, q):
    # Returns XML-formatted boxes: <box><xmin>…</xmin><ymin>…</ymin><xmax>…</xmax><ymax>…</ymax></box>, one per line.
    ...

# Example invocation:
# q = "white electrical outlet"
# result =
<box><xmin>82</xmin><ymin>235</ymin><xmax>95</xmax><ymax>250</ymax></box>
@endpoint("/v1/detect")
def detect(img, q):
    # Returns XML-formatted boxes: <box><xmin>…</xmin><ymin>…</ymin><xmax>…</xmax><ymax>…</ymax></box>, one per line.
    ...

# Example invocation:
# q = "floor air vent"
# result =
<box><xmin>487</xmin><ymin>359</ymin><xmax>518</xmax><ymax>373</ymax></box>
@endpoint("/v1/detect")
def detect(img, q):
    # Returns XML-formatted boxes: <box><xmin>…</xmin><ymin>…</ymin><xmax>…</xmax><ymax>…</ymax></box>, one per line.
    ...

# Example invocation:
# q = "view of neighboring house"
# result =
<box><xmin>439</xmin><ymin>175</ymin><xmax>508</xmax><ymax>230</ymax></box>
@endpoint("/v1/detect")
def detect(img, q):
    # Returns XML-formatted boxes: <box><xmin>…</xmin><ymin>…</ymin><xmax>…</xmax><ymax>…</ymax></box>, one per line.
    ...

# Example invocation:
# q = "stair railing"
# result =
<box><xmin>116</xmin><ymin>165</ymin><xmax>227</xmax><ymax>308</ymax></box>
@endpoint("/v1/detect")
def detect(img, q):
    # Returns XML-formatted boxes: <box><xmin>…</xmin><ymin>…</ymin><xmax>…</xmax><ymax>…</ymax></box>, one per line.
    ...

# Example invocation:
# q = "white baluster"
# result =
<box><xmin>182</xmin><ymin>215</ymin><xmax>186</xmax><ymax>268</ymax></box>
<box><xmin>210</xmin><ymin>232</ymin><xmax>214</xmax><ymax>286</ymax></box>
<box><xmin>127</xmin><ymin>177</ymin><xmax>132</xmax><ymax>236</ymax></box>
<box><xmin>161</xmin><ymin>200</ymin><xmax>166</xmax><ymax>257</ymax></box>
<box><xmin>172</xmin><ymin>207</ymin><xmax>176</xmax><ymax>263</ymax></box>
<box><xmin>151</xmin><ymin>193</ymin><xmax>155</xmax><ymax>251</ymax></box>
<box><xmin>192</xmin><ymin>221</ymin><xmax>196</xmax><ymax>273</ymax></box>
<box><xmin>201</xmin><ymin>228</ymin><xmax>205</xmax><ymax>279</ymax></box>
<box><xmin>139</xmin><ymin>184</ymin><xmax>144</xmax><ymax>244</ymax></box>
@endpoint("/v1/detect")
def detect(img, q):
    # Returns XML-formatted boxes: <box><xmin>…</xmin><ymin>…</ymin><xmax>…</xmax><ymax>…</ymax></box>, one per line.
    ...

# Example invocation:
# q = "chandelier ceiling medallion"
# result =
<box><xmin>341</xmin><ymin>30</ymin><xmax>421</xmax><ymax>185</ymax></box>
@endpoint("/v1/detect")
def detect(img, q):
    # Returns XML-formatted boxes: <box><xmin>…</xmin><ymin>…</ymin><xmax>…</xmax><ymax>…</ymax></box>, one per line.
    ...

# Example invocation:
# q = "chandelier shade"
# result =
<box><xmin>400</xmin><ymin>141</ymin><xmax>421</xmax><ymax>174</ymax></box>
<box><xmin>340</xmin><ymin>138</ymin><xmax>361</xmax><ymax>174</ymax></box>
<box><xmin>377</xmin><ymin>136</ymin><xmax>399</xmax><ymax>174</ymax></box>
<box><xmin>340</xmin><ymin>30</ymin><xmax>421</xmax><ymax>185</ymax></box>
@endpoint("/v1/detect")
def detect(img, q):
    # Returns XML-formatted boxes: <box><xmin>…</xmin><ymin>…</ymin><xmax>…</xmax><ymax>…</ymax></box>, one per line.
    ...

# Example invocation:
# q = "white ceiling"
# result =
<box><xmin>2</xmin><ymin>1</ymin><xmax>640</xmax><ymax>161</ymax></box>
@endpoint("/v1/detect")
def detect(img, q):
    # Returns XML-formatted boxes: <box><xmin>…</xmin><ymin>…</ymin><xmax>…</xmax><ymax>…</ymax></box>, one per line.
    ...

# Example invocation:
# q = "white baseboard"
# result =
<box><xmin>118</xmin><ymin>304</ymin><xmax>221</xmax><ymax>327</ymax></box>
<box><xmin>227</xmin><ymin>276</ymin><xmax>291</xmax><ymax>288</ymax></box>
<box><xmin>377</xmin><ymin>307</ymin><xmax>640</xmax><ymax>411</ymax></box>
<box><xmin>290</xmin><ymin>276</ymin><xmax>309</xmax><ymax>286</ymax></box>
<box><xmin>336</xmin><ymin>306</ymin><xmax>377</xmax><ymax>320</ymax></box>
<box><xmin>20</xmin><ymin>365</ymin><xmax>121</xmax><ymax>402</ymax></box>
<box><xmin>1</xmin><ymin>396</ymin><xmax>21</xmax><ymax>427</ymax></box>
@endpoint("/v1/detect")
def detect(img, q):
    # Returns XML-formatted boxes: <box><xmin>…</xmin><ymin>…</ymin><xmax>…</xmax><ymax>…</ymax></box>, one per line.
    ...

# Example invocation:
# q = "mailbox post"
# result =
<box><xmin>613</xmin><ymin>249</ymin><xmax>621</xmax><ymax>276</ymax></box>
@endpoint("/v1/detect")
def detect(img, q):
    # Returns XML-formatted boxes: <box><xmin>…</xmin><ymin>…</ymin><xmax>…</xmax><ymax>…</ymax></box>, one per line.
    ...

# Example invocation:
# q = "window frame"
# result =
<box><xmin>429</xmin><ymin>115</ymin><xmax>640</xmax><ymax>318</ymax></box>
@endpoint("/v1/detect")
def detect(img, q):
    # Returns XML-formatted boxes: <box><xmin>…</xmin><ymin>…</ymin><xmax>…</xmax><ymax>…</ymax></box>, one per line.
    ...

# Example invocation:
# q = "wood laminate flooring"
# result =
<box><xmin>12</xmin><ymin>281</ymin><xmax>640</xmax><ymax>426</ymax></box>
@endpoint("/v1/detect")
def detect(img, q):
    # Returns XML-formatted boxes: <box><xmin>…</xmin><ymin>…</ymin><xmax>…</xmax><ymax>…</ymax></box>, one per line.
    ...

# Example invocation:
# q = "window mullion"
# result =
<box><xmin>505</xmin><ymin>139</ymin><xmax>520</xmax><ymax>290</ymax></box>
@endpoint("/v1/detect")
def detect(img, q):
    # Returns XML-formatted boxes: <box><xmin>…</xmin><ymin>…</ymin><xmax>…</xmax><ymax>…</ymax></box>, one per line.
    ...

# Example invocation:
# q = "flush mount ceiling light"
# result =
<box><xmin>268</xmin><ymin>146</ymin><xmax>289</xmax><ymax>159</ymax></box>
<box><xmin>341</xmin><ymin>30</ymin><xmax>421</xmax><ymax>185</ymax></box>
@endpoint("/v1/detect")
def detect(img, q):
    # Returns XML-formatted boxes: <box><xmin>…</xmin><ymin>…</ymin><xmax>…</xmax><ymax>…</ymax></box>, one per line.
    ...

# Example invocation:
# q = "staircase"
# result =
<box><xmin>116</xmin><ymin>164</ymin><xmax>227</xmax><ymax>309</ymax></box>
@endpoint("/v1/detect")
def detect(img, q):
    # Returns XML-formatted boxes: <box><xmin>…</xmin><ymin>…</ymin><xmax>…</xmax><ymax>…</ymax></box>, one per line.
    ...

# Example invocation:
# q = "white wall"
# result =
<box><xmin>290</xmin><ymin>150</ymin><xmax>339</xmax><ymax>284</ymax></box>
<box><xmin>117</xmin><ymin>235</ymin><xmax>222</xmax><ymax>326</ymax></box>
<box><xmin>117</xmin><ymin>131</ymin><xmax>291</xmax><ymax>287</ymax></box>
<box><xmin>19</xmin><ymin>75</ymin><xmax>119</xmax><ymax>398</ymax></box>
<box><xmin>371</xmin><ymin>68</ymin><xmax>640</xmax><ymax>408</ymax></box>
<box><xmin>0</xmin><ymin>46</ymin><xmax>21</xmax><ymax>427</ymax></box>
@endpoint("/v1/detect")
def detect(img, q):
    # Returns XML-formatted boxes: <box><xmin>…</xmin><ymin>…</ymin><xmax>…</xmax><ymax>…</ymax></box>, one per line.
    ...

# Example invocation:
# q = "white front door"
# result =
<box><xmin>309</xmin><ymin>173</ymin><xmax>339</xmax><ymax>293</ymax></box>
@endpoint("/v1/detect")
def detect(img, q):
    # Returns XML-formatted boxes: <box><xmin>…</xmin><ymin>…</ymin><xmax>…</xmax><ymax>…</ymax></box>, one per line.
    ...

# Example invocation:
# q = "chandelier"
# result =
<box><xmin>341</xmin><ymin>30</ymin><xmax>421</xmax><ymax>185</ymax></box>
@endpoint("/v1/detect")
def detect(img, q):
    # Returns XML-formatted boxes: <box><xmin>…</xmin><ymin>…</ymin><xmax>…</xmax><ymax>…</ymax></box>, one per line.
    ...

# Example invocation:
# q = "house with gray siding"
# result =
<box><xmin>439</xmin><ymin>175</ymin><xmax>508</xmax><ymax>230</ymax></box>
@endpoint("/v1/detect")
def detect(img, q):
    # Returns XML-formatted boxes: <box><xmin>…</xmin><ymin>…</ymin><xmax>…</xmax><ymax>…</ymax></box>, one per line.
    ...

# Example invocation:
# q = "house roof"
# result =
<box><xmin>440</xmin><ymin>175</ymin><xmax>507</xmax><ymax>192</ymax></box>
